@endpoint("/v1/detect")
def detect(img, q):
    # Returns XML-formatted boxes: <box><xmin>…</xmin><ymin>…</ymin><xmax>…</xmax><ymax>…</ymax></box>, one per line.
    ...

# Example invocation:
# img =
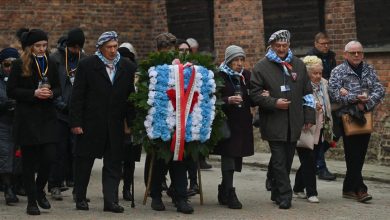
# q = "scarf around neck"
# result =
<box><xmin>95</xmin><ymin>51</ymin><xmax>121</xmax><ymax>82</ymax></box>
<box><xmin>219</xmin><ymin>62</ymin><xmax>243</xmax><ymax>77</ymax></box>
<box><xmin>266</xmin><ymin>48</ymin><xmax>293</xmax><ymax>76</ymax></box>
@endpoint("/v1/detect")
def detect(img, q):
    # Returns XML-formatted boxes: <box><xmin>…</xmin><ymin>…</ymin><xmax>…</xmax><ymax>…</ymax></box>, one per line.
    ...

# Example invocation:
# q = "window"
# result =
<box><xmin>262</xmin><ymin>0</ymin><xmax>324</xmax><ymax>54</ymax></box>
<box><xmin>166</xmin><ymin>0</ymin><xmax>214</xmax><ymax>52</ymax></box>
<box><xmin>355</xmin><ymin>0</ymin><xmax>390</xmax><ymax>49</ymax></box>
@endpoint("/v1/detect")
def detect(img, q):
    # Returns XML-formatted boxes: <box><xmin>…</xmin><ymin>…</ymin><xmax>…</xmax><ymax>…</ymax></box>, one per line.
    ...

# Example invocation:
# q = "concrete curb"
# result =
<box><xmin>208</xmin><ymin>154</ymin><xmax>390</xmax><ymax>184</ymax></box>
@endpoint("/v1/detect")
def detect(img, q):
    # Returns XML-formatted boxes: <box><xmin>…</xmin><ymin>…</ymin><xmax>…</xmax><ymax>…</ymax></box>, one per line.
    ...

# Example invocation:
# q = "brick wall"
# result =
<box><xmin>214</xmin><ymin>0</ymin><xmax>265</xmax><ymax>68</ymax></box>
<box><xmin>0</xmin><ymin>0</ymin><xmax>159</xmax><ymax>59</ymax></box>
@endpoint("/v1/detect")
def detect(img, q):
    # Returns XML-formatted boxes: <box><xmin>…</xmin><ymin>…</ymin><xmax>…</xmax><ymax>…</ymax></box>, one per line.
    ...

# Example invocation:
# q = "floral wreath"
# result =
<box><xmin>129</xmin><ymin>51</ymin><xmax>226</xmax><ymax>162</ymax></box>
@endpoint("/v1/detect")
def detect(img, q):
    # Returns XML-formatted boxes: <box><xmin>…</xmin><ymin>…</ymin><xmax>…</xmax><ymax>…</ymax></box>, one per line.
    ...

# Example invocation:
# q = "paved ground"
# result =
<box><xmin>1</xmin><ymin>153</ymin><xmax>389</xmax><ymax>220</ymax></box>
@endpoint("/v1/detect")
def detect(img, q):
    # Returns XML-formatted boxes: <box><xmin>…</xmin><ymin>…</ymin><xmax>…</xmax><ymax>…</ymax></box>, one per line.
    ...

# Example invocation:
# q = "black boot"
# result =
<box><xmin>227</xmin><ymin>187</ymin><xmax>242</xmax><ymax>209</ymax></box>
<box><xmin>4</xmin><ymin>186</ymin><xmax>19</xmax><ymax>205</ymax></box>
<box><xmin>176</xmin><ymin>199</ymin><xmax>194</xmax><ymax>214</ymax></box>
<box><xmin>26</xmin><ymin>201</ymin><xmax>40</xmax><ymax>215</ymax></box>
<box><xmin>123</xmin><ymin>188</ymin><xmax>133</xmax><ymax>201</ymax></box>
<box><xmin>217</xmin><ymin>184</ymin><xmax>228</xmax><ymax>205</ymax></box>
<box><xmin>37</xmin><ymin>193</ymin><xmax>51</xmax><ymax>209</ymax></box>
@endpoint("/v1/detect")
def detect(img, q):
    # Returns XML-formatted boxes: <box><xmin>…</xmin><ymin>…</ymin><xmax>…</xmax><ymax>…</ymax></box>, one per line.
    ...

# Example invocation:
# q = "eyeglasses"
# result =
<box><xmin>347</xmin><ymin>51</ymin><xmax>363</xmax><ymax>56</ymax></box>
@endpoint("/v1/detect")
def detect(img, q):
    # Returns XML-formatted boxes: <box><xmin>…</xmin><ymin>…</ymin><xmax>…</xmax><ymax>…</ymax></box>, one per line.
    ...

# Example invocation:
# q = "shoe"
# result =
<box><xmin>104</xmin><ymin>202</ymin><xmax>124</xmax><ymax>213</ymax></box>
<box><xmin>50</xmin><ymin>187</ymin><xmax>63</xmax><ymax>201</ymax></box>
<box><xmin>187</xmin><ymin>182</ymin><xmax>199</xmax><ymax>197</ymax></box>
<box><xmin>66</xmin><ymin>180</ymin><xmax>74</xmax><ymax>187</ymax></box>
<box><xmin>37</xmin><ymin>194</ymin><xmax>51</xmax><ymax>209</ymax></box>
<box><xmin>199</xmin><ymin>160</ymin><xmax>212</xmax><ymax>169</ymax></box>
<box><xmin>318</xmin><ymin>169</ymin><xmax>336</xmax><ymax>181</ymax></box>
<box><xmin>227</xmin><ymin>187</ymin><xmax>242</xmax><ymax>209</ymax></box>
<box><xmin>265</xmin><ymin>178</ymin><xmax>272</xmax><ymax>191</ymax></box>
<box><xmin>217</xmin><ymin>184</ymin><xmax>228</xmax><ymax>205</ymax></box>
<box><xmin>151</xmin><ymin>197</ymin><xmax>165</xmax><ymax>211</ymax></box>
<box><xmin>356</xmin><ymin>192</ymin><xmax>372</xmax><ymax>203</ymax></box>
<box><xmin>176</xmin><ymin>199</ymin><xmax>194</xmax><ymax>214</ymax></box>
<box><xmin>4</xmin><ymin>187</ymin><xmax>19</xmax><ymax>205</ymax></box>
<box><xmin>123</xmin><ymin>189</ymin><xmax>133</xmax><ymax>201</ymax></box>
<box><xmin>76</xmin><ymin>199</ymin><xmax>89</xmax><ymax>210</ymax></box>
<box><xmin>294</xmin><ymin>191</ymin><xmax>307</xmax><ymax>199</ymax></box>
<box><xmin>26</xmin><ymin>203</ymin><xmax>40</xmax><ymax>215</ymax></box>
<box><xmin>73</xmin><ymin>193</ymin><xmax>91</xmax><ymax>203</ymax></box>
<box><xmin>342</xmin><ymin>191</ymin><xmax>358</xmax><ymax>200</ymax></box>
<box><xmin>307</xmin><ymin>196</ymin><xmax>320</xmax><ymax>203</ymax></box>
<box><xmin>279</xmin><ymin>199</ymin><xmax>291</xmax><ymax>209</ymax></box>
<box><xmin>270</xmin><ymin>190</ymin><xmax>280</xmax><ymax>204</ymax></box>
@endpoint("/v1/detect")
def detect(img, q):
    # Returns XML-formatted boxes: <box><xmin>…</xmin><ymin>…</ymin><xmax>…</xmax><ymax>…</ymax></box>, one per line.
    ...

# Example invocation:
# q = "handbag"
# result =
<box><xmin>341</xmin><ymin>112</ymin><xmax>373</xmax><ymax>136</ymax></box>
<box><xmin>219</xmin><ymin>120</ymin><xmax>231</xmax><ymax>140</ymax></box>
<box><xmin>297</xmin><ymin>126</ymin><xmax>316</xmax><ymax>150</ymax></box>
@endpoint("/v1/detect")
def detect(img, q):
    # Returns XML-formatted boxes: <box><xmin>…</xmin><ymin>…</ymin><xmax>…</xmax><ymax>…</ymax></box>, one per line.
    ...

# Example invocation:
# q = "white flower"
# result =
<box><xmin>148</xmin><ymin>107</ymin><xmax>156</xmax><ymax>114</ymax></box>
<box><xmin>150</xmin><ymin>77</ymin><xmax>157</xmax><ymax>85</ymax></box>
<box><xmin>148</xmin><ymin>69</ymin><xmax>158</xmax><ymax>78</ymax></box>
<box><xmin>208</xmin><ymin>70</ymin><xmax>214</xmax><ymax>79</ymax></box>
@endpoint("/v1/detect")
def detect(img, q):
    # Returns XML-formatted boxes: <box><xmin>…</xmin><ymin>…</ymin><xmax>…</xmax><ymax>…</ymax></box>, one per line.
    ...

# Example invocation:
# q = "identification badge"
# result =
<box><xmin>70</xmin><ymin>76</ymin><xmax>75</xmax><ymax>85</ymax></box>
<box><xmin>280</xmin><ymin>85</ymin><xmax>290</xmax><ymax>92</ymax></box>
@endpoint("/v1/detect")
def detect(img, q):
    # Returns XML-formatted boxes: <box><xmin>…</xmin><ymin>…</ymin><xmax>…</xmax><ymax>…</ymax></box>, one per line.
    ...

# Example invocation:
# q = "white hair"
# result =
<box><xmin>344</xmin><ymin>40</ymin><xmax>363</xmax><ymax>52</ymax></box>
<box><xmin>186</xmin><ymin>38</ymin><xmax>199</xmax><ymax>48</ymax></box>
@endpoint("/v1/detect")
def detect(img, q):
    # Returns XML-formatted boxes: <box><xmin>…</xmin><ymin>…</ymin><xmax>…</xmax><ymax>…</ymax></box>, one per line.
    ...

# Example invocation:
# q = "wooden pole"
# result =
<box><xmin>197</xmin><ymin>161</ymin><xmax>204</xmax><ymax>205</ymax></box>
<box><xmin>143</xmin><ymin>152</ymin><xmax>155</xmax><ymax>205</ymax></box>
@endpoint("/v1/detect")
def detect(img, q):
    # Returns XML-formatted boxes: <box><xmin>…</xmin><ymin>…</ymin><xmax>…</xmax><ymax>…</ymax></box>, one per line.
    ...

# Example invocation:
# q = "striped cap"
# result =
<box><xmin>268</xmin><ymin>30</ymin><xmax>291</xmax><ymax>44</ymax></box>
<box><xmin>96</xmin><ymin>31</ymin><xmax>118</xmax><ymax>48</ymax></box>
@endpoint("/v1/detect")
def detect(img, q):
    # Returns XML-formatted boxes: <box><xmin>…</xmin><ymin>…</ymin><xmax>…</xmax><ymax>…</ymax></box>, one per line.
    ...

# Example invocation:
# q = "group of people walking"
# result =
<box><xmin>0</xmin><ymin>26</ymin><xmax>385</xmax><ymax>216</ymax></box>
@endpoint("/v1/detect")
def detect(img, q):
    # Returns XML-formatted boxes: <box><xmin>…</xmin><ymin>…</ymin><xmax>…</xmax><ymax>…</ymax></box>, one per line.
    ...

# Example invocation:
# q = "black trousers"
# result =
<box><xmin>293</xmin><ymin>147</ymin><xmax>318</xmax><ymax>197</ymax></box>
<box><xmin>342</xmin><ymin>133</ymin><xmax>370</xmax><ymax>193</ymax></box>
<box><xmin>21</xmin><ymin>144</ymin><xmax>56</xmax><ymax>204</ymax></box>
<box><xmin>48</xmin><ymin>121</ymin><xmax>74</xmax><ymax>190</ymax></box>
<box><xmin>186</xmin><ymin>157</ymin><xmax>197</xmax><ymax>185</ymax></box>
<box><xmin>150</xmin><ymin>157</ymin><xmax>187</xmax><ymax>200</ymax></box>
<box><xmin>74</xmin><ymin>151</ymin><xmax>122</xmax><ymax>204</ymax></box>
<box><xmin>268</xmin><ymin>141</ymin><xmax>296</xmax><ymax>201</ymax></box>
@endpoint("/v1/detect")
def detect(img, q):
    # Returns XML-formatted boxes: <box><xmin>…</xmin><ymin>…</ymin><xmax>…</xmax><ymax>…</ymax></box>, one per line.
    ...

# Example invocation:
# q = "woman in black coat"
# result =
<box><xmin>0</xmin><ymin>48</ymin><xmax>20</xmax><ymax>205</ymax></box>
<box><xmin>7</xmin><ymin>29</ymin><xmax>61</xmax><ymax>215</ymax></box>
<box><xmin>213</xmin><ymin>45</ymin><xmax>254</xmax><ymax>209</ymax></box>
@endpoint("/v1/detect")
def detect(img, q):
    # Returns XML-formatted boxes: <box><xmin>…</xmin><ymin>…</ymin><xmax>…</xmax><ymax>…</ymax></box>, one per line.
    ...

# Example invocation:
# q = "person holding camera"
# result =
<box><xmin>213</xmin><ymin>45</ymin><xmax>254</xmax><ymax>209</ymax></box>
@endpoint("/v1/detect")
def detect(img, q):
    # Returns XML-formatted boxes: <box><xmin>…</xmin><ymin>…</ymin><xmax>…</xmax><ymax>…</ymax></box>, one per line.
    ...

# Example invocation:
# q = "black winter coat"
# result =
<box><xmin>7</xmin><ymin>57</ymin><xmax>61</xmax><ymax>146</ymax></box>
<box><xmin>213</xmin><ymin>70</ymin><xmax>254</xmax><ymax>158</ymax></box>
<box><xmin>50</xmin><ymin>45</ymin><xmax>87</xmax><ymax>123</ymax></box>
<box><xmin>0</xmin><ymin>72</ymin><xmax>15</xmax><ymax>173</ymax></box>
<box><xmin>69</xmin><ymin>55</ymin><xmax>136</xmax><ymax>159</ymax></box>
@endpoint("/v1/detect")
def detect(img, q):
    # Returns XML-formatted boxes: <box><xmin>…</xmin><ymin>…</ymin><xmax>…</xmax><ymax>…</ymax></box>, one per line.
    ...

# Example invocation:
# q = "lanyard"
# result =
<box><xmin>33</xmin><ymin>54</ymin><xmax>48</xmax><ymax>79</ymax></box>
<box><xmin>65</xmin><ymin>47</ymin><xmax>80</xmax><ymax>77</ymax></box>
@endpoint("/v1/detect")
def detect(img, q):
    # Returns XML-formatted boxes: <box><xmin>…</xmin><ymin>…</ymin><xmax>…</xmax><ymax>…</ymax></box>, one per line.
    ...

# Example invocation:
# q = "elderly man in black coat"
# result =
<box><xmin>69</xmin><ymin>31</ymin><xmax>136</xmax><ymax>213</ymax></box>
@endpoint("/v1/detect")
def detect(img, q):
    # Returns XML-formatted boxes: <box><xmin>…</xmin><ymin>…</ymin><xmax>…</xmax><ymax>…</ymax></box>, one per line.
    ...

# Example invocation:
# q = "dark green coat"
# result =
<box><xmin>250</xmin><ymin>56</ymin><xmax>315</xmax><ymax>142</ymax></box>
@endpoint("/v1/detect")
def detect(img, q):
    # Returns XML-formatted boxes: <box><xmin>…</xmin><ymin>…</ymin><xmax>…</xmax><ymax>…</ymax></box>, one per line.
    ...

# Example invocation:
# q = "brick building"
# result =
<box><xmin>0</xmin><ymin>0</ymin><xmax>389</xmax><ymax>164</ymax></box>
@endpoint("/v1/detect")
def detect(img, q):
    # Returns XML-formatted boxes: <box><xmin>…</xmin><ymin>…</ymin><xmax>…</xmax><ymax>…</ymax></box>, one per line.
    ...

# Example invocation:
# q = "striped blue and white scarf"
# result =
<box><xmin>95</xmin><ymin>51</ymin><xmax>121</xmax><ymax>83</ymax></box>
<box><xmin>219</xmin><ymin>62</ymin><xmax>243</xmax><ymax>77</ymax></box>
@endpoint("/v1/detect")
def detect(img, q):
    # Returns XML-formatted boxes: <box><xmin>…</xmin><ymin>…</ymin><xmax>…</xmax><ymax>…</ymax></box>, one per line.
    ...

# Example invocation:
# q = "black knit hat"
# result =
<box><xmin>67</xmin><ymin>28</ymin><xmax>85</xmax><ymax>48</ymax></box>
<box><xmin>21</xmin><ymin>29</ymin><xmax>48</xmax><ymax>49</ymax></box>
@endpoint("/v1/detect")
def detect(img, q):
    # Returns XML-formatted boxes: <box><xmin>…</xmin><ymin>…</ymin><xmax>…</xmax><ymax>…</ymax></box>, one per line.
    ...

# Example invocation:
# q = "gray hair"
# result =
<box><xmin>344</xmin><ymin>40</ymin><xmax>363</xmax><ymax>52</ymax></box>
